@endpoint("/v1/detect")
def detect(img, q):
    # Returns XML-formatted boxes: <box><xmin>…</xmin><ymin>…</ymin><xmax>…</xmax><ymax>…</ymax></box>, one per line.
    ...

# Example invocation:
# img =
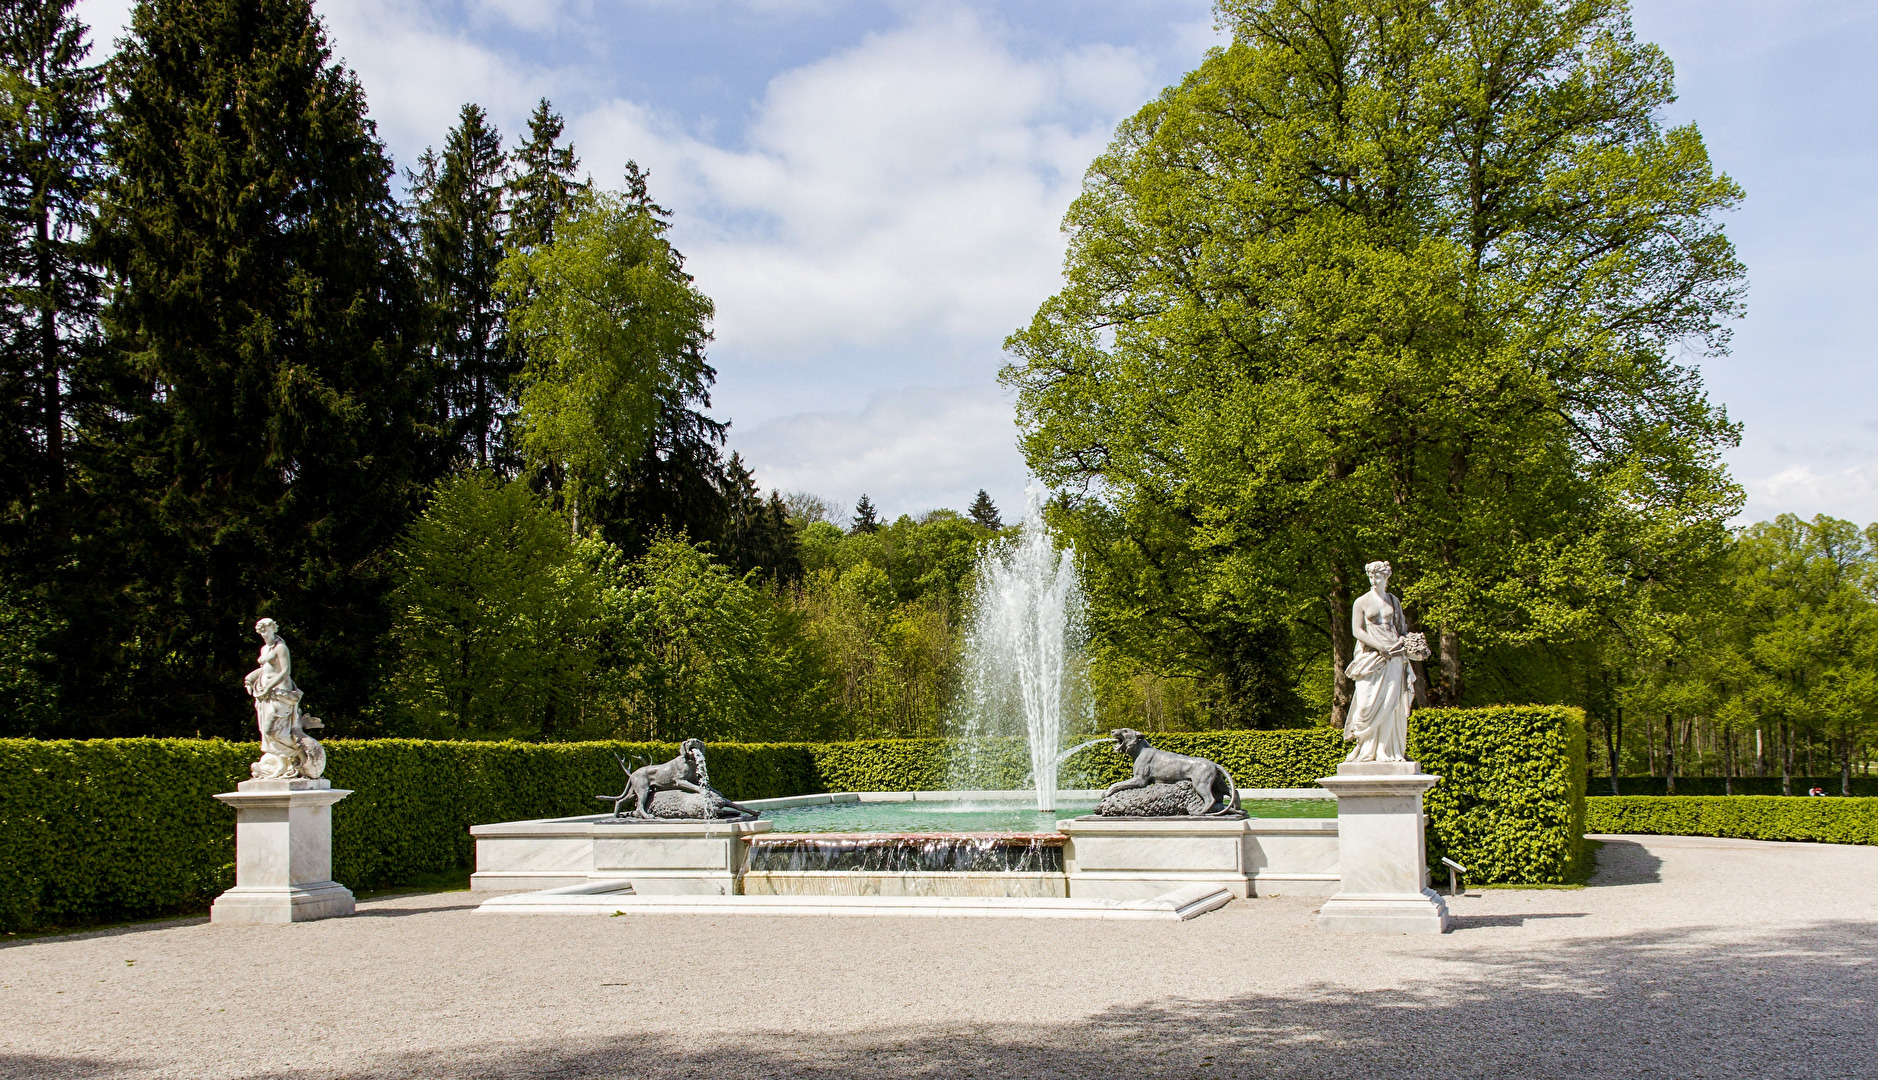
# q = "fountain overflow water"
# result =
<box><xmin>955</xmin><ymin>489</ymin><xmax>1091</xmax><ymax>811</ymax></box>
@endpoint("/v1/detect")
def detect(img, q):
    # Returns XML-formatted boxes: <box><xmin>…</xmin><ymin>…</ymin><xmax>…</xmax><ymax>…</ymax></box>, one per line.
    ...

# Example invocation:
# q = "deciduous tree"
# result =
<box><xmin>1003</xmin><ymin>0</ymin><xmax>1744</xmax><ymax>722</ymax></box>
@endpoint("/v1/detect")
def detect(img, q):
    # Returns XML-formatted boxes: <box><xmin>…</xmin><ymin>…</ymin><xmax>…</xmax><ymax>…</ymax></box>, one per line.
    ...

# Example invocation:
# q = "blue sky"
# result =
<box><xmin>77</xmin><ymin>0</ymin><xmax>1878</xmax><ymax>526</ymax></box>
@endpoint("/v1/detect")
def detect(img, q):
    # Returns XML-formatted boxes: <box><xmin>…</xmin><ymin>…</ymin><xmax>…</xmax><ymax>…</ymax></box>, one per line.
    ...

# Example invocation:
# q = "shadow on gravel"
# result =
<box><xmin>1448</xmin><ymin>912</ymin><xmax>1589</xmax><ymax>929</ymax></box>
<box><xmin>0</xmin><ymin>916</ymin><xmax>207</xmax><ymax>949</ymax></box>
<box><xmin>0</xmin><ymin>1053</ymin><xmax>123</xmax><ymax>1079</ymax></box>
<box><xmin>240</xmin><ymin>918</ymin><xmax>1876</xmax><ymax>1080</ymax></box>
<box><xmin>1587</xmin><ymin>838</ymin><xmax>1663</xmax><ymax>886</ymax></box>
<box><xmin>349</xmin><ymin>904</ymin><xmax>476</xmax><ymax>919</ymax></box>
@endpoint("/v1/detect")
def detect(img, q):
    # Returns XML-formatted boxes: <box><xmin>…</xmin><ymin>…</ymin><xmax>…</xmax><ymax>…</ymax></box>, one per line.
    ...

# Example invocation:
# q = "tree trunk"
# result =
<box><xmin>1328</xmin><ymin>568</ymin><xmax>1353</xmax><ymax>728</ymax></box>
<box><xmin>1663</xmin><ymin>714</ymin><xmax>1676</xmax><ymax>795</ymax></box>
<box><xmin>37</xmin><ymin>210</ymin><xmax>63</xmax><ymax>492</ymax></box>
<box><xmin>1723</xmin><ymin>726</ymin><xmax>1733</xmax><ymax>795</ymax></box>
<box><xmin>1604</xmin><ymin>705</ymin><xmax>1622</xmax><ymax>796</ymax></box>
<box><xmin>1437</xmin><ymin>628</ymin><xmax>1462</xmax><ymax>706</ymax></box>
<box><xmin>1781</xmin><ymin>722</ymin><xmax>1793</xmax><ymax>797</ymax></box>
<box><xmin>1843</xmin><ymin>733</ymin><xmax>1853</xmax><ymax>797</ymax></box>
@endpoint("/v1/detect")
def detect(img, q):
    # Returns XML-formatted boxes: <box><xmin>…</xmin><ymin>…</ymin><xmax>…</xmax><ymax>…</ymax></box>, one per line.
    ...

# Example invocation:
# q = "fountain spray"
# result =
<box><xmin>956</xmin><ymin>487</ymin><xmax>1090</xmax><ymax>811</ymax></box>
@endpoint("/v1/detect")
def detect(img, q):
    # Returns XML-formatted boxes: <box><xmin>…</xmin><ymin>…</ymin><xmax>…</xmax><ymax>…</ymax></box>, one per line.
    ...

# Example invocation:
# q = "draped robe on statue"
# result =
<box><xmin>1343</xmin><ymin>641</ymin><xmax>1413</xmax><ymax>763</ymax></box>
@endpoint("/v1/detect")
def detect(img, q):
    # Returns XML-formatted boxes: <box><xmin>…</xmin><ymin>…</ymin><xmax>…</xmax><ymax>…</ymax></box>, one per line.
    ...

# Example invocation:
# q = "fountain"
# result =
<box><xmin>464</xmin><ymin>497</ymin><xmax>1349</xmax><ymax>914</ymax></box>
<box><xmin>955</xmin><ymin>487</ymin><xmax>1090</xmax><ymax>811</ymax></box>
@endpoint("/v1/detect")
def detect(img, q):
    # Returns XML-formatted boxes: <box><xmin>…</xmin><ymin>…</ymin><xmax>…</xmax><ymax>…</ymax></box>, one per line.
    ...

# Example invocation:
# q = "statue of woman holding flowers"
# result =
<box><xmin>1343</xmin><ymin>561</ymin><xmax>1429</xmax><ymax>763</ymax></box>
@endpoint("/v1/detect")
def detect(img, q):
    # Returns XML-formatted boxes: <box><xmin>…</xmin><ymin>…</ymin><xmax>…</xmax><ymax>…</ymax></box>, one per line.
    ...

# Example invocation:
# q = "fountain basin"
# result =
<box><xmin>470</xmin><ymin>789</ymin><xmax>1341</xmax><ymax>899</ymax></box>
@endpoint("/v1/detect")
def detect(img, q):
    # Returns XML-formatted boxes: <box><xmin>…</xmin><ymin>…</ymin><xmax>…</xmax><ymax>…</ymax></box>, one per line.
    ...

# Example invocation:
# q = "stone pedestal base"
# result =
<box><xmin>1317</xmin><ymin>887</ymin><xmax>1450</xmax><ymax>934</ymax></box>
<box><xmin>210</xmin><ymin>881</ymin><xmax>356</xmax><ymax>924</ymax></box>
<box><xmin>211</xmin><ymin>779</ymin><xmax>354</xmax><ymax>925</ymax></box>
<box><xmin>1315</xmin><ymin>761</ymin><xmax>1449</xmax><ymax>934</ymax></box>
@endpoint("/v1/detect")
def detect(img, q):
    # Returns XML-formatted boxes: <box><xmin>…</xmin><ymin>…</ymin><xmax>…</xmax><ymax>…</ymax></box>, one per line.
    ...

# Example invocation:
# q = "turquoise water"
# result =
<box><xmin>758</xmin><ymin>798</ymin><xmax>1335</xmax><ymax>833</ymax></box>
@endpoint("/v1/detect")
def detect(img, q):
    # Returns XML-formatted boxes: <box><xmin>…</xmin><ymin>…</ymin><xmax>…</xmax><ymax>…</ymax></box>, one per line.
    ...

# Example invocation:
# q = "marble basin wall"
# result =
<box><xmin>469</xmin><ymin>791</ymin><xmax>1342</xmax><ymax>898</ymax></box>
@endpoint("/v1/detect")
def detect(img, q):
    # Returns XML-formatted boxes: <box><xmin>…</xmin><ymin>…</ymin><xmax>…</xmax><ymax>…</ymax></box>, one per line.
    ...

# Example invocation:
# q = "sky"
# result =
<box><xmin>74</xmin><ymin>0</ymin><xmax>1878</xmax><ymax>527</ymax></box>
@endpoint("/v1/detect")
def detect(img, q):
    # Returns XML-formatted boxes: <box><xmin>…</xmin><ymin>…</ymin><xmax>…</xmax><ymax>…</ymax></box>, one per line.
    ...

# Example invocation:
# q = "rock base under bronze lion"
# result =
<box><xmin>1094</xmin><ymin>780</ymin><xmax>1248</xmax><ymax>819</ymax></box>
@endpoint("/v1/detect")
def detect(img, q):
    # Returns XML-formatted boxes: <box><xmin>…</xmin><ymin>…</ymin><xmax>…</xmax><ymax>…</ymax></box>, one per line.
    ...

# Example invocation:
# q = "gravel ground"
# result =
<box><xmin>3</xmin><ymin>834</ymin><xmax>1874</xmax><ymax>1080</ymax></box>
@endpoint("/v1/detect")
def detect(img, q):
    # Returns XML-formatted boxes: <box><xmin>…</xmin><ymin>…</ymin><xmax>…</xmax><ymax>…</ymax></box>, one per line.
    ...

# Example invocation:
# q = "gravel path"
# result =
<box><xmin>4</xmin><ymin>834</ymin><xmax>1874</xmax><ymax>1080</ymax></box>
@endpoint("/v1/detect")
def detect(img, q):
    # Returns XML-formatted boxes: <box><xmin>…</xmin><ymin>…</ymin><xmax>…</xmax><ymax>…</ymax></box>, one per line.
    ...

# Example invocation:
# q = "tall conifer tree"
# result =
<box><xmin>86</xmin><ymin>0</ymin><xmax>427</xmax><ymax>734</ymax></box>
<box><xmin>507</xmin><ymin>98</ymin><xmax>582</xmax><ymax>254</ymax></box>
<box><xmin>0</xmin><ymin>0</ymin><xmax>101</xmax><ymax>735</ymax></box>
<box><xmin>0</xmin><ymin>0</ymin><xmax>102</xmax><ymax>504</ymax></box>
<box><xmin>411</xmin><ymin>104</ymin><xmax>508</xmax><ymax>467</ymax></box>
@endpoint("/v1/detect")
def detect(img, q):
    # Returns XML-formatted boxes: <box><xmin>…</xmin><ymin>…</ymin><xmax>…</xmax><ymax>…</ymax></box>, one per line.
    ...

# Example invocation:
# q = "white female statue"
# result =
<box><xmin>243</xmin><ymin>618</ymin><xmax>326</xmax><ymax>781</ymax></box>
<box><xmin>1343</xmin><ymin>561</ymin><xmax>1428</xmax><ymax>763</ymax></box>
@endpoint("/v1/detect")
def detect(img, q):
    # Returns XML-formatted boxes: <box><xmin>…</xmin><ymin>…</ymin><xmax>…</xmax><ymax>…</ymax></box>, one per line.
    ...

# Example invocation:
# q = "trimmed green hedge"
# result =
<box><xmin>1</xmin><ymin>707</ymin><xmax>1584</xmax><ymax>930</ymax></box>
<box><xmin>1588</xmin><ymin>776</ymin><xmax>1878</xmax><ymax>797</ymax></box>
<box><xmin>1587</xmin><ymin>795</ymin><xmax>1878</xmax><ymax>845</ymax></box>
<box><xmin>1411</xmin><ymin>706</ymin><xmax>1588</xmax><ymax>887</ymax></box>
<box><xmin>0</xmin><ymin>738</ymin><xmax>817</xmax><ymax>931</ymax></box>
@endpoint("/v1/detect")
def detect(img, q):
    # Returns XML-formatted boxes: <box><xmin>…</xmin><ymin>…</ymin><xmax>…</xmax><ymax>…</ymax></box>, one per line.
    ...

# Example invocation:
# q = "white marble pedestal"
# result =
<box><xmin>1315</xmin><ymin>762</ymin><xmax>1449</xmax><ymax>934</ymax></box>
<box><xmin>210</xmin><ymin>778</ymin><xmax>355</xmax><ymax>924</ymax></box>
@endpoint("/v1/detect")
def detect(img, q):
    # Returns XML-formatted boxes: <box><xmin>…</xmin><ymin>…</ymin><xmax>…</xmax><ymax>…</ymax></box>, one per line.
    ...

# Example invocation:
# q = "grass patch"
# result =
<box><xmin>355</xmin><ymin>865</ymin><xmax>472</xmax><ymax>898</ymax></box>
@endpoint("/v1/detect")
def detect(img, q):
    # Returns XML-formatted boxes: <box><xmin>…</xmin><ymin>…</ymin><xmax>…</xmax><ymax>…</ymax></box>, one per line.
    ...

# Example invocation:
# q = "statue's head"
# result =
<box><xmin>254</xmin><ymin>617</ymin><xmax>279</xmax><ymax>640</ymax></box>
<box><xmin>1364</xmin><ymin>560</ymin><xmax>1392</xmax><ymax>588</ymax></box>
<box><xmin>1111</xmin><ymin>728</ymin><xmax>1147</xmax><ymax>754</ymax></box>
<box><xmin>680</xmin><ymin>738</ymin><xmax>709</xmax><ymax>784</ymax></box>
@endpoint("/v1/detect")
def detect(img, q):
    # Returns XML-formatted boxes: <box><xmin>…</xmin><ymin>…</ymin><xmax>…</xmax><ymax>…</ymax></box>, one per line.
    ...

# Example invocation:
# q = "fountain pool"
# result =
<box><xmin>470</xmin><ymin>788</ymin><xmax>1343</xmax><ymax>903</ymax></box>
<box><xmin>755</xmin><ymin>796</ymin><xmax>1333</xmax><ymax>833</ymax></box>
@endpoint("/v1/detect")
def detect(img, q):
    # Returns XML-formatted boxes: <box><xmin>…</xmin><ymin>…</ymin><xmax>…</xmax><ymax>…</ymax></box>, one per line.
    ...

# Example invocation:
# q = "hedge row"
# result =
<box><xmin>1587</xmin><ymin>775</ymin><xmax>1878</xmax><ymax>797</ymax></box>
<box><xmin>0</xmin><ymin>706</ymin><xmax>1585</xmax><ymax>930</ymax></box>
<box><xmin>1586</xmin><ymin>795</ymin><xmax>1878</xmax><ymax>845</ymax></box>
<box><xmin>0</xmin><ymin>738</ymin><xmax>817</xmax><ymax>931</ymax></box>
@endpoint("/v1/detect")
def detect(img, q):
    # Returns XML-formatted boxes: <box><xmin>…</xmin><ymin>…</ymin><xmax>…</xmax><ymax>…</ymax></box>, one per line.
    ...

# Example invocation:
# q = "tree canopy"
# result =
<box><xmin>1003</xmin><ymin>0</ymin><xmax>1745</xmax><ymax>724</ymax></box>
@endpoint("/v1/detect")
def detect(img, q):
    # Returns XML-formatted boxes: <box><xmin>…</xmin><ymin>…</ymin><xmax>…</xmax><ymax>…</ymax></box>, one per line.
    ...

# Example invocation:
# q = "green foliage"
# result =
<box><xmin>409</xmin><ymin>103</ymin><xmax>512</xmax><ymax>467</ymax></box>
<box><xmin>612</xmin><ymin>534</ymin><xmax>838</xmax><ymax>743</ymax></box>
<box><xmin>0</xmin><ymin>738</ymin><xmax>250</xmax><ymax>931</ymax></box>
<box><xmin>1598</xmin><ymin>776</ymin><xmax>1878</xmax><ymax>797</ymax></box>
<box><xmin>499</xmin><ymin>177</ymin><xmax>714</xmax><ymax>524</ymax></box>
<box><xmin>387</xmin><ymin>471</ymin><xmax>607</xmax><ymax>739</ymax></box>
<box><xmin>784</xmin><ymin>510</ymin><xmax>1002</xmax><ymax>739</ymax></box>
<box><xmin>0</xmin><ymin>576</ymin><xmax>59</xmax><ymax>734</ymax></box>
<box><xmin>0</xmin><ymin>0</ymin><xmax>103</xmax><ymax>511</ymax></box>
<box><xmin>1587</xmin><ymin>795</ymin><xmax>1878</xmax><ymax>846</ymax></box>
<box><xmin>1408</xmin><ymin>706</ymin><xmax>1589</xmax><ymax>886</ymax></box>
<box><xmin>1003</xmin><ymin>0</ymin><xmax>1744</xmax><ymax>719</ymax></box>
<box><xmin>505</xmin><ymin>99</ymin><xmax>584</xmax><ymax>256</ymax></box>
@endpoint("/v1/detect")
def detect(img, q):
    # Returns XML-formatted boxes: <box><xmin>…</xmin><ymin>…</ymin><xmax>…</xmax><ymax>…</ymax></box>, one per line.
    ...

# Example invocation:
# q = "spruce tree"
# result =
<box><xmin>719</xmin><ymin>452</ymin><xmax>800</xmax><ymax>583</ymax></box>
<box><xmin>87</xmin><ymin>0</ymin><xmax>427</xmax><ymax>735</ymax></box>
<box><xmin>507</xmin><ymin>98</ymin><xmax>582</xmax><ymax>253</ymax></box>
<box><xmin>967</xmin><ymin>489</ymin><xmax>1001</xmax><ymax>530</ymax></box>
<box><xmin>851</xmin><ymin>495</ymin><xmax>880</xmax><ymax>534</ymax></box>
<box><xmin>0</xmin><ymin>0</ymin><xmax>105</xmax><ymax>735</ymax></box>
<box><xmin>0</xmin><ymin>0</ymin><xmax>103</xmax><ymax>503</ymax></box>
<box><xmin>411</xmin><ymin>104</ymin><xmax>509</xmax><ymax>467</ymax></box>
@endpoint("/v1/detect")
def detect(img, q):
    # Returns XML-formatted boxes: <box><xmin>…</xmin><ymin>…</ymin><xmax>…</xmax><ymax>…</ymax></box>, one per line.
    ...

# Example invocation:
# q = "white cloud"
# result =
<box><xmin>1742</xmin><ymin>462</ymin><xmax>1878</xmax><ymax>525</ymax></box>
<box><xmin>318</xmin><ymin>0</ymin><xmax>576</xmax><ymax>165</ymax></box>
<box><xmin>728</xmin><ymin>384</ymin><xmax>1026</xmax><ymax>520</ymax></box>
<box><xmin>570</xmin><ymin>9</ymin><xmax>1155</xmax><ymax>366</ymax></box>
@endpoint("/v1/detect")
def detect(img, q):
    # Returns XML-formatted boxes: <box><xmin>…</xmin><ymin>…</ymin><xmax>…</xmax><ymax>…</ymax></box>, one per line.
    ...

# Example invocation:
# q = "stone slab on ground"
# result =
<box><xmin>3</xmin><ymin>834</ymin><xmax>1875</xmax><ymax>1079</ymax></box>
